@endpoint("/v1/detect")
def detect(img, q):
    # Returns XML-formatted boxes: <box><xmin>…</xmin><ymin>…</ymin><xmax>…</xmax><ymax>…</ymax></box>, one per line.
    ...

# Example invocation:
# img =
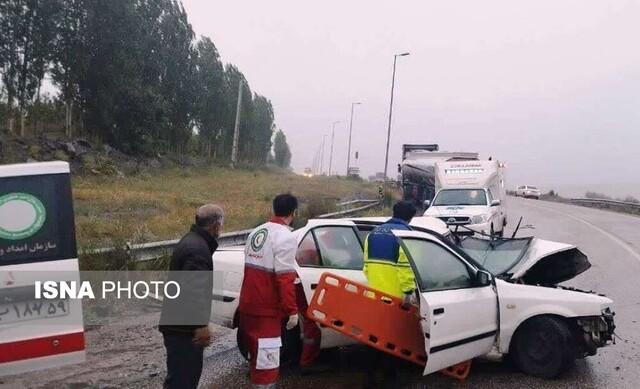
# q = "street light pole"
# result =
<box><xmin>312</xmin><ymin>145</ymin><xmax>320</xmax><ymax>175</ymax></box>
<box><xmin>346</xmin><ymin>102</ymin><xmax>361</xmax><ymax>176</ymax></box>
<box><xmin>320</xmin><ymin>135</ymin><xmax>326</xmax><ymax>175</ymax></box>
<box><xmin>383</xmin><ymin>52</ymin><xmax>410</xmax><ymax>189</ymax></box>
<box><xmin>328</xmin><ymin>121</ymin><xmax>340</xmax><ymax>176</ymax></box>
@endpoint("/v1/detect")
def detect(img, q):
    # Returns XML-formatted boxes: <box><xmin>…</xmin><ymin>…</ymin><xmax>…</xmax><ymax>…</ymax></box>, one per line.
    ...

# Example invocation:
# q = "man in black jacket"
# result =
<box><xmin>159</xmin><ymin>204</ymin><xmax>223</xmax><ymax>389</ymax></box>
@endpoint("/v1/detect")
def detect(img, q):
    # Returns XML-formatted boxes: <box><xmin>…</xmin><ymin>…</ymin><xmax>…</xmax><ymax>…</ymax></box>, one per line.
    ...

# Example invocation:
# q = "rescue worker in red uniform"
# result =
<box><xmin>238</xmin><ymin>194</ymin><xmax>300</xmax><ymax>388</ymax></box>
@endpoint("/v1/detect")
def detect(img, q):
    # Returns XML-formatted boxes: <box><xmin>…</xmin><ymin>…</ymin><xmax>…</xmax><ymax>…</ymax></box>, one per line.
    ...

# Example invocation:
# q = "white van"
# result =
<box><xmin>0</xmin><ymin>162</ymin><xmax>85</xmax><ymax>375</ymax></box>
<box><xmin>423</xmin><ymin>160</ymin><xmax>507</xmax><ymax>236</ymax></box>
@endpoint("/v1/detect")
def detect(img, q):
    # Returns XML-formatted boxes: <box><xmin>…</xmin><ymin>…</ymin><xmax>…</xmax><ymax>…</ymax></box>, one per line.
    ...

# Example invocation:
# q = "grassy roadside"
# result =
<box><xmin>72</xmin><ymin>166</ymin><xmax>378</xmax><ymax>250</ymax></box>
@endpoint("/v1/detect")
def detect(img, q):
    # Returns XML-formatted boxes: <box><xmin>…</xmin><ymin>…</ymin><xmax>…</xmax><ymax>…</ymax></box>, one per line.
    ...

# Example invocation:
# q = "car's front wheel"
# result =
<box><xmin>510</xmin><ymin>316</ymin><xmax>575</xmax><ymax>378</ymax></box>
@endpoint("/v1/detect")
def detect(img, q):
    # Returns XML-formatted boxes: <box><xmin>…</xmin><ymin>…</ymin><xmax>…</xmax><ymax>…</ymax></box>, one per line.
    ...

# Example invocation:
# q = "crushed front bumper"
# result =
<box><xmin>575</xmin><ymin>308</ymin><xmax>616</xmax><ymax>357</ymax></box>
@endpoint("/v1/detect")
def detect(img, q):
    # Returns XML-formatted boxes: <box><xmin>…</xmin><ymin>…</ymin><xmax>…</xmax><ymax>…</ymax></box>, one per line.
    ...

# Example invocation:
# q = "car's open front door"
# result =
<box><xmin>417</xmin><ymin>288</ymin><xmax>432</xmax><ymax>369</ymax></box>
<box><xmin>294</xmin><ymin>221</ymin><xmax>366</xmax><ymax>348</ymax></box>
<box><xmin>395</xmin><ymin>230</ymin><xmax>499</xmax><ymax>375</ymax></box>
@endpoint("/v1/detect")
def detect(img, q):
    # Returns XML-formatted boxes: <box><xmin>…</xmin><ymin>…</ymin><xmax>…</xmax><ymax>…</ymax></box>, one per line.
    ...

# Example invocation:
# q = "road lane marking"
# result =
<box><xmin>524</xmin><ymin>201</ymin><xmax>640</xmax><ymax>264</ymax></box>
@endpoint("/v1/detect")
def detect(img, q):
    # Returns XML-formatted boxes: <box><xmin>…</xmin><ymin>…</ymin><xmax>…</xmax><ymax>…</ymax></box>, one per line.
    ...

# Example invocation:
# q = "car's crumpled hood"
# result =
<box><xmin>508</xmin><ymin>238</ymin><xmax>591</xmax><ymax>285</ymax></box>
<box><xmin>457</xmin><ymin>236</ymin><xmax>591</xmax><ymax>285</ymax></box>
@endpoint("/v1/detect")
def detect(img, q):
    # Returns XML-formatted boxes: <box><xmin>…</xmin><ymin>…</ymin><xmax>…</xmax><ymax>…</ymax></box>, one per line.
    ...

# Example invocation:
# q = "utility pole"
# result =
<box><xmin>346</xmin><ymin>102</ymin><xmax>361</xmax><ymax>176</ymax></box>
<box><xmin>231</xmin><ymin>80</ymin><xmax>243</xmax><ymax>166</ymax></box>
<box><xmin>328</xmin><ymin>121</ymin><xmax>340</xmax><ymax>176</ymax></box>
<box><xmin>383</xmin><ymin>52</ymin><xmax>410</xmax><ymax>190</ymax></box>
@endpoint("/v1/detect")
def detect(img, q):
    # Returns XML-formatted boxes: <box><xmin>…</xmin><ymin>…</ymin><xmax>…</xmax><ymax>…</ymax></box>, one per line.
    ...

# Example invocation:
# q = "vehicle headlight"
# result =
<box><xmin>471</xmin><ymin>215</ymin><xmax>488</xmax><ymax>224</ymax></box>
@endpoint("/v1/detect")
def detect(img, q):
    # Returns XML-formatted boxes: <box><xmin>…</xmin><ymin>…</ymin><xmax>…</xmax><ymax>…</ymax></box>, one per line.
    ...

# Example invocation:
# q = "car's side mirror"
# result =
<box><xmin>491</xmin><ymin>199</ymin><xmax>501</xmax><ymax>207</ymax></box>
<box><xmin>475</xmin><ymin>270</ymin><xmax>492</xmax><ymax>287</ymax></box>
<box><xmin>423</xmin><ymin>200</ymin><xmax>430</xmax><ymax>208</ymax></box>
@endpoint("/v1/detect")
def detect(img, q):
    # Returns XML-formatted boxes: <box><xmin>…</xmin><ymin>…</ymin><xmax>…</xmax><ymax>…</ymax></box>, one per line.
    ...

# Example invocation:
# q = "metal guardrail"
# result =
<box><xmin>335</xmin><ymin>199</ymin><xmax>379</xmax><ymax>207</ymax></box>
<box><xmin>82</xmin><ymin>229</ymin><xmax>253</xmax><ymax>262</ymax></box>
<box><xmin>317</xmin><ymin>200</ymin><xmax>381</xmax><ymax>219</ymax></box>
<box><xmin>571</xmin><ymin>198</ymin><xmax>640</xmax><ymax>209</ymax></box>
<box><xmin>83</xmin><ymin>199</ymin><xmax>381</xmax><ymax>262</ymax></box>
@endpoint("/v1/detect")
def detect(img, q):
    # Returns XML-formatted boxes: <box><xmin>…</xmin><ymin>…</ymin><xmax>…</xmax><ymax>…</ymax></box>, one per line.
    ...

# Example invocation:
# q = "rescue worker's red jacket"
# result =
<box><xmin>238</xmin><ymin>217</ymin><xmax>298</xmax><ymax>318</ymax></box>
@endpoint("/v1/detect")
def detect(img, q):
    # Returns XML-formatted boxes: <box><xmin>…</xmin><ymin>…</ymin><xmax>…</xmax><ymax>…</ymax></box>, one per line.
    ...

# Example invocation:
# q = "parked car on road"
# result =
<box><xmin>211</xmin><ymin>216</ymin><xmax>615</xmax><ymax>378</ymax></box>
<box><xmin>516</xmin><ymin>185</ymin><xmax>541</xmax><ymax>199</ymax></box>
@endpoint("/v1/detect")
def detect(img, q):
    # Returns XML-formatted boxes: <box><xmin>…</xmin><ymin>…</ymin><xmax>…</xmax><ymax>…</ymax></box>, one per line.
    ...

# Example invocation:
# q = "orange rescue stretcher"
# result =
<box><xmin>306</xmin><ymin>272</ymin><xmax>471</xmax><ymax>380</ymax></box>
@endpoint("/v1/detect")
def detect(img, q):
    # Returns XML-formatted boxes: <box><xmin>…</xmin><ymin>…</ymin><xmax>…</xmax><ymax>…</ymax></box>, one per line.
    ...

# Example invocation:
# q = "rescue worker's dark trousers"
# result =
<box><xmin>365</xmin><ymin>348</ymin><xmax>407</xmax><ymax>389</ymax></box>
<box><xmin>163</xmin><ymin>332</ymin><xmax>204</xmax><ymax>389</ymax></box>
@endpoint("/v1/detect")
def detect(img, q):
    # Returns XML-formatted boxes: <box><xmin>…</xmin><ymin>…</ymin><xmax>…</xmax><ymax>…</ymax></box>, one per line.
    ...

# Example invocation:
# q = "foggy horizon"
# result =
<box><xmin>180</xmin><ymin>0</ymin><xmax>640</xmax><ymax>197</ymax></box>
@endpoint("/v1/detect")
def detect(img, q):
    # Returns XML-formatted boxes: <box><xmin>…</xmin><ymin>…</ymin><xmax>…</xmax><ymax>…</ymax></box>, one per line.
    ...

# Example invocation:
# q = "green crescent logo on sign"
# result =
<box><xmin>0</xmin><ymin>193</ymin><xmax>47</xmax><ymax>240</ymax></box>
<box><xmin>250</xmin><ymin>228</ymin><xmax>268</xmax><ymax>251</ymax></box>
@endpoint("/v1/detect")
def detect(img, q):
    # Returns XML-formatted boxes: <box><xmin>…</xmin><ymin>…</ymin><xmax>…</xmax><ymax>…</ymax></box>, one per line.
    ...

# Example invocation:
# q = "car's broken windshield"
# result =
<box><xmin>433</xmin><ymin>189</ymin><xmax>487</xmax><ymax>206</ymax></box>
<box><xmin>456</xmin><ymin>236</ymin><xmax>532</xmax><ymax>275</ymax></box>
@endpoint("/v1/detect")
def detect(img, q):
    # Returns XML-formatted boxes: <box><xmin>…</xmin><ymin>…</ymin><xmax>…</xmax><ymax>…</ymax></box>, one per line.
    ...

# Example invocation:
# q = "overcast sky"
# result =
<box><xmin>182</xmin><ymin>0</ymin><xmax>640</xmax><ymax>197</ymax></box>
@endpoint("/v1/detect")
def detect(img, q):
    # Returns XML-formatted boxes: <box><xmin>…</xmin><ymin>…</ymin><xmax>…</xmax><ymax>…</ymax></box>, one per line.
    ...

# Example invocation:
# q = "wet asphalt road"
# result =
<box><xmin>200</xmin><ymin>197</ymin><xmax>640</xmax><ymax>389</ymax></box>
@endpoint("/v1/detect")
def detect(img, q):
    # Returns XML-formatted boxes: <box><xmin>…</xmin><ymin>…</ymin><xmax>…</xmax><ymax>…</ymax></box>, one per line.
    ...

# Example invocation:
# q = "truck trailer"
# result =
<box><xmin>399</xmin><ymin>144</ymin><xmax>479</xmax><ymax>209</ymax></box>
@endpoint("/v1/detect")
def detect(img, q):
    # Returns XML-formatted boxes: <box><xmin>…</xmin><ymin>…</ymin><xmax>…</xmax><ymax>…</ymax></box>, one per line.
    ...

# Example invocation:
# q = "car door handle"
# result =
<box><xmin>433</xmin><ymin>308</ymin><xmax>445</xmax><ymax>315</ymax></box>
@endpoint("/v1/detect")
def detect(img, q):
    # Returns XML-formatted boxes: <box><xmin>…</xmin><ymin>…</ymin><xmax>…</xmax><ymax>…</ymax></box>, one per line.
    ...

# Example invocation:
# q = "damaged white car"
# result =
<box><xmin>210</xmin><ymin>217</ymin><xmax>615</xmax><ymax>378</ymax></box>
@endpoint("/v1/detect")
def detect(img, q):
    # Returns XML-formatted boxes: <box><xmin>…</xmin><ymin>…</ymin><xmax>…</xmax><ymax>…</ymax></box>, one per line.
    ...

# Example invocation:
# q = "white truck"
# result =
<box><xmin>210</xmin><ymin>216</ymin><xmax>615</xmax><ymax>378</ymax></box>
<box><xmin>423</xmin><ymin>160</ymin><xmax>507</xmax><ymax>236</ymax></box>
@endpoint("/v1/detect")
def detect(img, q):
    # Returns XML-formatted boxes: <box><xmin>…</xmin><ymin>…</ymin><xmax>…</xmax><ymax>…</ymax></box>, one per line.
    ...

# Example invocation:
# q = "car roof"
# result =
<box><xmin>345</xmin><ymin>216</ymin><xmax>450</xmax><ymax>236</ymax></box>
<box><xmin>302</xmin><ymin>216</ymin><xmax>450</xmax><ymax>238</ymax></box>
